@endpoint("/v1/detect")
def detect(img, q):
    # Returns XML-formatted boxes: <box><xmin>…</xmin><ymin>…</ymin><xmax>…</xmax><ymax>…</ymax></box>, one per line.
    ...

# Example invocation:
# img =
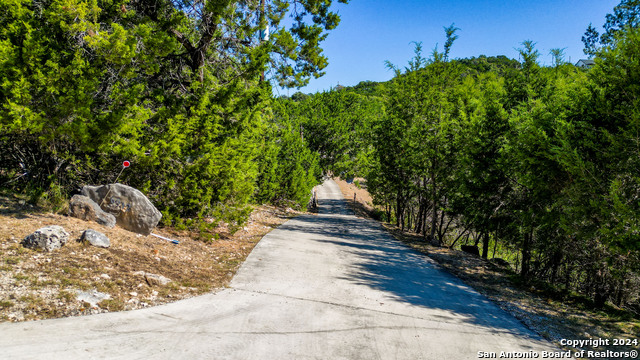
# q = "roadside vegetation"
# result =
<box><xmin>0</xmin><ymin>192</ymin><xmax>299</xmax><ymax>322</ymax></box>
<box><xmin>1</xmin><ymin>0</ymin><xmax>640</xmax><ymax>348</ymax></box>
<box><xmin>335</xmin><ymin>178</ymin><xmax>639</xmax><ymax>356</ymax></box>
<box><xmin>282</xmin><ymin>1</ymin><xmax>640</xmax><ymax>318</ymax></box>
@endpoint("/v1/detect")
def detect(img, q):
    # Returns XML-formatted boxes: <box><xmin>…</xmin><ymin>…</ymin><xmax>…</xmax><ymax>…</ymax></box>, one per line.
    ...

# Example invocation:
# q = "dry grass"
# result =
<box><xmin>0</xmin><ymin>193</ymin><xmax>299</xmax><ymax>322</ymax></box>
<box><xmin>334</xmin><ymin>177</ymin><xmax>377</xmax><ymax>218</ymax></box>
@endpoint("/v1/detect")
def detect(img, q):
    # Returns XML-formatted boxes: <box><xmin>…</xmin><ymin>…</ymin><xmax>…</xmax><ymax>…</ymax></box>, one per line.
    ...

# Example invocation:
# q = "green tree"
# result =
<box><xmin>582</xmin><ymin>0</ymin><xmax>639</xmax><ymax>56</ymax></box>
<box><xmin>450</xmin><ymin>73</ymin><xmax>510</xmax><ymax>258</ymax></box>
<box><xmin>549</xmin><ymin>47</ymin><xmax>567</xmax><ymax>68</ymax></box>
<box><xmin>0</xmin><ymin>0</ymin><xmax>350</xmax><ymax>227</ymax></box>
<box><xmin>557</xmin><ymin>25</ymin><xmax>640</xmax><ymax>306</ymax></box>
<box><xmin>371</xmin><ymin>40</ymin><xmax>463</xmax><ymax>243</ymax></box>
<box><xmin>443</xmin><ymin>23</ymin><xmax>460</xmax><ymax>62</ymax></box>
<box><xmin>255</xmin><ymin>97</ymin><xmax>321</xmax><ymax>207</ymax></box>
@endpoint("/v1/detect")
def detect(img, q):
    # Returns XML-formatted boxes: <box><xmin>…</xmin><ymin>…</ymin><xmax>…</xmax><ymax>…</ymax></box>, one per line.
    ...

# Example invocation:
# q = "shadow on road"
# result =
<box><xmin>276</xmin><ymin>198</ymin><xmax>542</xmax><ymax>342</ymax></box>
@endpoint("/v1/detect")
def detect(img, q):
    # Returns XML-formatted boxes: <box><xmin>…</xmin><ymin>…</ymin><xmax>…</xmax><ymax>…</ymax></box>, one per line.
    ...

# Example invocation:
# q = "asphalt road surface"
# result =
<box><xmin>0</xmin><ymin>179</ymin><xmax>558</xmax><ymax>359</ymax></box>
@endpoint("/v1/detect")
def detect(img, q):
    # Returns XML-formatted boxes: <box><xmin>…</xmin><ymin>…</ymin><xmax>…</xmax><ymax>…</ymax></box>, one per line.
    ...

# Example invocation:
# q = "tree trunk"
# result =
<box><xmin>437</xmin><ymin>207</ymin><xmax>446</xmax><ymax>243</ymax></box>
<box><xmin>521</xmin><ymin>230</ymin><xmax>532</xmax><ymax>280</ymax></box>
<box><xmin>421</xmin><ymin>205</ymin><xmax>429</xmax><ymax>237</ymax></box>
<box><xmin>549</xmin><ymin>251</ymin><xmax>562</xmax><ymax>283</ymax></box>
<box><xmin>415</xmin><ymin>201</ymin><xmax>424</xmax><ymax>234</ymax></box>
<box><xmin>492</xmin><ymin>234</ymin><xmax>498</xmax><ymax>258</ymax></box>
<box><xmin>563</xmin><ymin>262</ymin><xmax>571</xmax><ymax>290</ymax></box>
<box><xmin>408</xmin><ymin>205</ymin><xmax>415</xmax><ymax>231</ymax></box>
<box><xmin>593</xmin><ymin>284</ymin><xmax>608</xmax><ymax>308</ymax></box>
<box><xmin>421</xmin><ymin>177</ymin><xmax>429</xmax><ymax>236</ymax></box>
<box><xmin>394</xmin><ymin>198</ymin><xmax>400</xmax><ymax>227</ymax></box>
<box><xmin>385</xmin><ymin>203</ymin><xmax>391</xmax><ymax>222</ymax></box>
<box><xmin>481</xmin><ymin>232</ymin><xmax>489</xmax><ymax>259</ymax></box>
<box><xmin>592</xmin><ymin>264</ymin><xmax>610</xmax><ymax>308</ymax></box>
<box><xmin>427</xmin><ymin>169</ymin><xmax>438</xmax><ymax>244</ymax></box>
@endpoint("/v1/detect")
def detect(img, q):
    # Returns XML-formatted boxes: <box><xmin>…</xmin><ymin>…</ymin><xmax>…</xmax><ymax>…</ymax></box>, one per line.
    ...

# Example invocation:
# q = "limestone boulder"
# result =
<box><xmin>144</xmin><ymin>273</ymin><xmax>172</xmax><ymax>286</ymax></box>
<box><xmin>75</xmin><ymin>290</ymin><xmax>111</xmax><ymax>308</ymax></box>
<box><xmin>134</xmin><ymin>271</ymin><xmax>172</xmax><ymax>286</ymax></box>
<box><xmin>81</xmin><ymin>184</ymin><xmax>162</xmax><ymax>235</ymax></box>
<box><xmin>22</xmin><ymin>226</ymin><xmax>69</xmax><ymax>252</ymax></box>
<box><xmin>68</xmin><ymin>195</ymin><xmax>116</xmax><ymax>228</ymax></box>
<box><xmin>80</xmin><ymin>229</ymin><xmax>110</xmax><ymax>248</ymax></box>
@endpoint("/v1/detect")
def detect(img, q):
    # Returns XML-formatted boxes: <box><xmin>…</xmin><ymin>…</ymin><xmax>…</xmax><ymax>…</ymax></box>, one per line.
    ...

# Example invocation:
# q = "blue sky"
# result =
<box><xmin>275</xmin><ymin>0</ymin><xmax>620</xmax><ymax>95</ymax></box>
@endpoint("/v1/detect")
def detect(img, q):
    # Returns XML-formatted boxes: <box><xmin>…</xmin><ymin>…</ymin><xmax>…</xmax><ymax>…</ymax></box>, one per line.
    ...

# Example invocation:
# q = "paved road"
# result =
<box><xmin>0</xmin><ymin>180</ymin><xmax>557</xmax><ymax>359</ymax></box>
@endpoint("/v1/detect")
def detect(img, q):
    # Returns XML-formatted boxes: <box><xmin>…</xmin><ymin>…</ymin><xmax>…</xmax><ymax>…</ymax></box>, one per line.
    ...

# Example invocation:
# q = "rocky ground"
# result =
<box><xmin>0</xmin><ymin>193</ymin><xmax>299</xmax><ymax>322</ymax></box>
<box><xmin>333</xmin><ymin>177</ymin><xmax>640</xmax><ymax>358</ymax></box>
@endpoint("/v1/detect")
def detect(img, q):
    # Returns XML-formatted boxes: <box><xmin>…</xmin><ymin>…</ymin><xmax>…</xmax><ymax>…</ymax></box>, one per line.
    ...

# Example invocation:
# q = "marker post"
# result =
<box><xmin>99</xmin><ymin>161</ymin><xmax>131</xmax><ymax>208</ymax></box>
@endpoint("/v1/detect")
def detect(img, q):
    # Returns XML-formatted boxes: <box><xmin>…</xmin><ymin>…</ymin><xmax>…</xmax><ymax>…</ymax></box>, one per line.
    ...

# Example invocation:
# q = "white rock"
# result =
<box><xmin>144</xmin><ymin>273</ymin><xmax>172</xmax><ymax>286</ymax></box>
<box><xmin>75</xmin><ymin>290</ymin><xmax>111</xmax><ymax>308</ymax></box>
<box><xmin>21</xmin><ymin>226</ymin><xmax>69</xmax><ymax>252</ymax></box>
<box><xmin>81</xmin><ymin>229</ymin><xmax>110</xmax><ymax>248</ymax></box>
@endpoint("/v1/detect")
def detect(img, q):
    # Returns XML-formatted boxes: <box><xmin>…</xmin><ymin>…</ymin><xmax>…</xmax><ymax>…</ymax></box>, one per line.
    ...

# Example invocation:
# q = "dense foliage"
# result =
<box><xmin>290</xmin><ymin>5</ymin><xmax>640</xmax><ymax>310</ymax></box>
<box><xmin>0</xmin><ymin>0</ymin><xmax>345</xmax><ymax>228</ymax></box>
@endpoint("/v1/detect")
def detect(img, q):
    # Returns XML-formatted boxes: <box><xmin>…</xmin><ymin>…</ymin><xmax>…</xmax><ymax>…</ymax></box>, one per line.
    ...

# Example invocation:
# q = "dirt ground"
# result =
<box><xmin>334</xmin><ymin>177</ymin><xmax>376</xmax><ymax>217</ymax></box>
<box><xmin>332</xmin><ymin>177</ymin><xmax>640</xmax><ymax>357</ymax></box>
<box><xmin>0</xmin><ymin>194</ymin><xmax>299</xmax><ymax>322</ymax></box>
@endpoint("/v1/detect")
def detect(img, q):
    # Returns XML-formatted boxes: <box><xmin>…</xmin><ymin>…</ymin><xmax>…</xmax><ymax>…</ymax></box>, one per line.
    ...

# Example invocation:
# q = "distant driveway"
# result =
<box><xmin>0</xmin><ymin>179</ymin><xmax>557</xmax><ymax>359</ymax></box>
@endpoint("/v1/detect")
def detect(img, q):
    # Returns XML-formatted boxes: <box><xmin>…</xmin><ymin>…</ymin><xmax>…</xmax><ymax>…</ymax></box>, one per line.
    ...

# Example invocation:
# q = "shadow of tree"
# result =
<box><xmin>273</xmin><ymin>198</ymin><xmax>546</xmax><ymax>343</ymax></box>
